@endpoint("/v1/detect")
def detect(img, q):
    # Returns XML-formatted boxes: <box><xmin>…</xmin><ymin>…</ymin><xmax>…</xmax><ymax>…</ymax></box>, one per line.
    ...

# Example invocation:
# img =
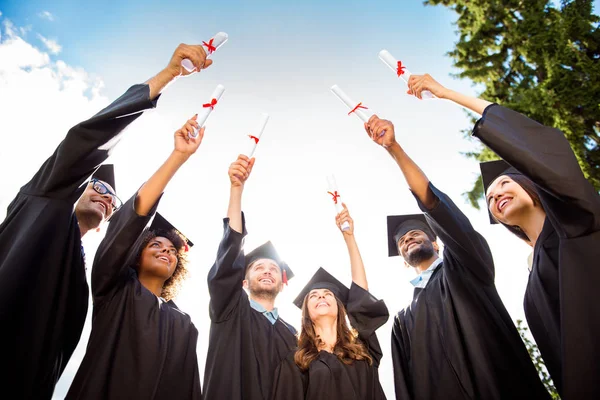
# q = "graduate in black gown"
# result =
<box><xmin>66</xmin><ymin>115</ymin><xmax>205</xmax><ymax>399</ymax></box>
<box><xmin>270</xmin><ymin>204</ymin><xmax>389</xmax><ymax>400</ymax></box>
<box><xmin>406</xmin><ymin>74</ymin><xmax>600</xmax><ymax>399</ymax></box>
<box><xmin>203</xmin><ymin>154</ymin><xmax>298</xmax><ymax>400</ymax></box>
<box><xmin>362</xmin><ymin>115</ymin><xmax>551</xmax><ymax>400</ymax></box>
<box><xmin>0</xmin><ymin>42</ymin><xmax>212</xmax><ymax>399</ymax></box>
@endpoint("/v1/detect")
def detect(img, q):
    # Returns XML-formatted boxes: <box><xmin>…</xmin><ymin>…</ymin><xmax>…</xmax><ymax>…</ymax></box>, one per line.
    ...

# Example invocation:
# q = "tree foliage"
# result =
<box><xmin>515</xmin><ymin>319</ymin><xmax>560</xmax><ymax>399</ymax></box>
<box><xmin>426</xmin><ymin>0</ymin><xmax>600</xmax><ymax>208</ymax></box>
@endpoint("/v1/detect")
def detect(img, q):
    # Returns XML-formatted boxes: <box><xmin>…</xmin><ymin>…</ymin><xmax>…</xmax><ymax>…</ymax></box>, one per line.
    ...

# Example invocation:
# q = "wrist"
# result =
<box><xmin>386</xmin><ymin>141</ymin><xmax>402</xmax><ymax>155</ymax></box>
<box><xmin>162</xmin><ymin>66</ymin><xmax>180</xmax><ymax>81</ymax></box>
<box><xmin>438</xmin><ymin>87</ymin><xmax>453</xmax><ymax>100</ymax></box>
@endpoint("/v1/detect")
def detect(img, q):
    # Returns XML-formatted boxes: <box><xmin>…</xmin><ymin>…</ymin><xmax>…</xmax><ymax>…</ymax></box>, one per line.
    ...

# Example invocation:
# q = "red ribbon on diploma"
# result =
<box><xmin>397</xmin><ymin>61</ymin><xmax>406</xmax><ymax>77</ymax></box>
<box><xmin>327</xmin><ymin>191</ymin><xmax>340</xmax><ymax>204</ymax></box>
<box><xmin>348</xmin><ymin>102</ymin><xmax>368</xmax><ymax>116</ymax></box>
<box><xmin>203</xmin><ymin>38</ymin><xmax>216</xmax><ymax>54</ymax></box>
<box><xmin>203</xmin><ymin>98</ymin><xmax>218</xmax><ymax>110</ymax></box>
<box><xmin>249</xmin><ymin>135</ymin><xmax>260</xmax><ymax>144</ymax></box>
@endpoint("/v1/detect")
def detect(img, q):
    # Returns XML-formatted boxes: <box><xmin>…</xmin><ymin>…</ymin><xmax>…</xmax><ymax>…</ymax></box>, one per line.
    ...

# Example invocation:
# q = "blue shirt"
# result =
<box><xmin>249</xmin><ymin>298</ymin><xmax>279</xmax><ymax>325</ymax></box>
<box><xmin>410</xmin><ymin>258</ymin><xmax>443</xmax><ymax>288</ymax></box>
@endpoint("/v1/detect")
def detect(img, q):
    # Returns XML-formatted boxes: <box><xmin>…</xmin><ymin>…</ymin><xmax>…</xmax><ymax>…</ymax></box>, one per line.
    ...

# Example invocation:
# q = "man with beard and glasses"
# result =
<box><xmin>364</xmin><ymin>115</ymin><xmax>551</xmax><ymax>400</ymax></box>
<box><xmin>0</xmin><ymin>42</ymin><xmax>213</xmax><ymax>399</ymax></box>
<box><xmin>203</xmin><ymin>154</ymin><xmax>297</xmax><ymax>400</ymax></box>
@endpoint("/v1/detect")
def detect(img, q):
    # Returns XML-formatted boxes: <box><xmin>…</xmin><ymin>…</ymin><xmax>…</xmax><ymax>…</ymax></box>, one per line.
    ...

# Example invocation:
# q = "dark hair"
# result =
<box><xmin>134</xmin><ymin>229</ymin><xmax>189</xmax><ymax>301</ymax></box>
<box><xmin>493</xmin><ymin>173</ymin><xmax>544</xmax><ymax>243</ymax></box>
<box><xmin>294</xmin><ymin>295</ymin><xmax>372</xmax><ymax>371</ymax></box>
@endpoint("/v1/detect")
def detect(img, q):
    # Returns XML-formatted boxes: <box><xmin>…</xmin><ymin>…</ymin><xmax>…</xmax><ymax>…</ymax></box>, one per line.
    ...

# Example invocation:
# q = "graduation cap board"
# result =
<box><xmin>293</xmin><ymin>267</ymin><xmax>349</xmax><ymax>309</ymax></box>
<box><xmin>387</xmin><ymin>214</ymin><xmax>435</xmax><ymax>257</ymax></box>
<box><xmin>245</xmin><ymin>241</ymin><xmax>294</xmax><ymax>284</ymax></box>
<box><xmin>479</xmin><ymin>159</ymin><xmax>522</xmax><ymax>224</ymax></box>
<box><xmin>91</xmin><ymin>164</ymin><xmax>116</xmax><ymax>192</ymax></box>
<box><xmin>150</xmin><ymin>213</ymin><xmax>194</xmax><ymax>251</ymax></box>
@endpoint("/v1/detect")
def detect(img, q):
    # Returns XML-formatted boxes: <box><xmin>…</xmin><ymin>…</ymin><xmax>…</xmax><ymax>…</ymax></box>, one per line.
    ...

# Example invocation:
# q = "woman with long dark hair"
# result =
<box><xmin>407</xmin><ymin>74</ymin><xmax>600</xmax><ymax>399</ymax></box>
<box><xmin>66</xmin><ymin>116</ymin><xmax>205</xmax><ymax>399</ymax></box>
<box><xmin>271</xmin><ymin>204</ymin><xmax>389</xmax><ymax>400</ymax></box>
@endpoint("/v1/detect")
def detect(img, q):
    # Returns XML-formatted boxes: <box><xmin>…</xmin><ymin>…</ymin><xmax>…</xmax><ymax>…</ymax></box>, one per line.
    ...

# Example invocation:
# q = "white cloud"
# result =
<box><xmin>38</xmin><ymin>11</ymin><xmax>55</xmax><ymax>21</ymax></box>
<box><xmin>37</xmin><ymin>33</ymin><xmax>61</xmax><ymax>54</ymax></box>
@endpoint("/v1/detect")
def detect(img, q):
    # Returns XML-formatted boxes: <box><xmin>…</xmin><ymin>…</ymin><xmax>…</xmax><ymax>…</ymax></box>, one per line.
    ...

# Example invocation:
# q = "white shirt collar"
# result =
<box><xmin>410</xmin><ymin>258</ymin><xmax>443</xmax><ymax>288</ymax></box>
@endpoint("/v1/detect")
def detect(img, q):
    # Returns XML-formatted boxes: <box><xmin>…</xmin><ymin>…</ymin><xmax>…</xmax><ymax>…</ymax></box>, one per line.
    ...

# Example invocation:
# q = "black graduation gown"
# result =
<box><xmin>65</xmin><ymin>194</ymin><xmax>201</xmax><ymax>399</ymax></box>
<box><xmin>473</xmin><ymin>104</ymin><xmax>600</xmax><ymax>399</ymax></box>
<box><xmin>203</xmin><ymin>216</ymin><xmax>298</xmax><ymax>400</ymax></box>
<box><xmin>270</xmin><ymin>283</ymin><xmax>389</xmax><ymax>400</ymax></box>
<box><xmin>0</xmin><ymin>84</ymin><xmax>157</xmax><ymax>399</ymax></box>
<box><xmin>391</xmin><ymin>184</ymin><xmax>551</xmax><ymax>400</ymax></box>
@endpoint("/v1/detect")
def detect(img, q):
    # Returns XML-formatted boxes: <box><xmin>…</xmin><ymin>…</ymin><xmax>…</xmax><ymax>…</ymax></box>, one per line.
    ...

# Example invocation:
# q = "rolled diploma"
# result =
<box><xmin>182</xmin><ymin>32</ymin><xmax>229</xmax><ymax>73</ymax></box>
<box><xmin>326</xmin><ymin>175</ymin><xmax>350</xmax><ymax>231</ymax></box>
<box><xmin>378</xmin><ymin>49</ymin><xmax>434</xmax><ymax>99</ymax></box>
<box><xmin>330</xmin><ymin>85</ymin><xmax>385</xmax><ymax>137</ymax></box>
<box><xmin>245</xmin><ymin>113</ymin><xmax>269</xmax><ymax>158</ymax></box>
<box><xmin>330</xmin><ymin>85</ymin><xmax>369</xmax><ymax>122</ymax></box>
<box><xmin>190</xmin><ymin>84</ymin><xmax>225</xmax><ymax>138</ymax></box>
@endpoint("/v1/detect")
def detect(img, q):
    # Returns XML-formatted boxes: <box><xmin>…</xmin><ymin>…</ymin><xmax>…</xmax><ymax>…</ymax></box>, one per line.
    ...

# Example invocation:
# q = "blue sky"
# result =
<box><xmin>1</xmin><ymin>0</ymin><xmax>598</xmax><ymax>398</ymax></box>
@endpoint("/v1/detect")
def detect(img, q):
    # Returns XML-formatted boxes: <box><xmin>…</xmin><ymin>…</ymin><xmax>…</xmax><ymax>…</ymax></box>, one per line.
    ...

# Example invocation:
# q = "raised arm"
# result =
<box><xmin>207</xmin><ymin>155</ymin><xmax>255</xmax><ymax>322</ymax></box>
<box><xmin>335</xmin><ymin>203</ymin><xmax>368</xmax><ymax>290</ymax></box>
<box><xmin>22</xmin><ymin>44</ymin><xmax>210</xmax><ymax>203</ymax></box>
<box><xmin>365</xmin><ymin>116</ymin><xmax>494</xmax><ymax>283</ymax></box>
<box><xmin>92</xmin><ymin>116</ymin><xmax>204</xmax><ymax>301</ymax></box>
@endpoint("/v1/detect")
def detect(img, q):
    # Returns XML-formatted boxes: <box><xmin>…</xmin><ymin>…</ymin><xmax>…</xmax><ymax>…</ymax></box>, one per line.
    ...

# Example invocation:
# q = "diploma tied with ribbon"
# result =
<box><xmin>245</xmin><ymin>113</ymin><xmax>270</xmax><ymax>158</ymax></box>
<box><xmin>330</xmin><ymin>84</ymin><xmax>385</xmax><ymax>138</ymax></box>
<box><xmin>326</xmin><ymin>174</ymin><xmax>350</xmax><ymax>232</ymax></box>
<box><xmin>378</xmin><ymin>49</ymin><xmax>435</xmax><ymax>99</ymax></box>
<box><xmin>181</xmin><ymin>32</ymin><xmax>229</xmax><ymax>73</ymax></box>
<box><xmin>189</xmin><ymin>84</ymin><xmax>225</xmax><ymax>139</ymax></box>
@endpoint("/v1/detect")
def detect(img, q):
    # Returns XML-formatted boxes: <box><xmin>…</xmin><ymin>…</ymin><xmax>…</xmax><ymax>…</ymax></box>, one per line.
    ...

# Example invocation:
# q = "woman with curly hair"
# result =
<box><xmin>406</xmin><ymin>74</ymin><xmax>600</xmax><ymax>399</ymax></box>
<box><xmin>271</xmin><ymin>204</ymin><xmax>389</xmax><ymax>400</ymax></box>
<box><xmin>66</xmin><ymin>116</ymin><xmax>205</xmax><ymax>399</ymax></box>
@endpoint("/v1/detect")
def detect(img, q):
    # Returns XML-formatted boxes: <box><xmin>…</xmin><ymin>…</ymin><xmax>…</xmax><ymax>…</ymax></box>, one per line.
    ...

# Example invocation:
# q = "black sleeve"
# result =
<box><xmin>91</xmin><ymin>192</ymin><xmax>161</xmax><ymax>303</ymax></box>
<box><xmin>391</xmin><ymin>313</ymin><xmax>412</xmax><ymax>400</ymax></box>
<box><xmin>473</xmin><ymin>104</ymin><xmax>600</xmax><ymax>237</ymax></box>
<box><xmin>270</xmin><ymin>354</ymin><xmax>306</xmax><ymax>400</ymax></box>
<box><xmin>346</xmin><ymin>283</ymin><xmax>389</xmax><ymax>367</ymax></box>
<box><xmin>21</xmin><ymin>84</ymin><xmax>158</xmax><ymax>202</ymax></box>
<box><xmin>207</xmin><ymin>215</ymin><xmax>248</xmax><ymax>322</ymax></box>
<box><xmin>415</xmin><ymin>183</ymin><xmax>495</xmax><ymax>284</ymax></box>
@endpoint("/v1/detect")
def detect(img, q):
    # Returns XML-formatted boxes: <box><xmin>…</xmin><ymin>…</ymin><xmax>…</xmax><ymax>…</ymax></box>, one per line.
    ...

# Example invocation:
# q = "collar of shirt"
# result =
<box><xmin>249</xmin><ymin>298</ymin><xmax>279</xmax><ymax>324</ymax></box>
<box><xmin>410</xmin><ymin>258</ymin><xmax>443</xmax><ymax>288</ymax></box>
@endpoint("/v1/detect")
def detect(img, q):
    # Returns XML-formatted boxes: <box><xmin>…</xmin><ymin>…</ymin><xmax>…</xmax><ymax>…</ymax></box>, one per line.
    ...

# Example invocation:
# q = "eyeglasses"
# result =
<box><xmin>90</xmin><ymin>178</ymin><xmax>123</xmax><ymax>211</ymax></box>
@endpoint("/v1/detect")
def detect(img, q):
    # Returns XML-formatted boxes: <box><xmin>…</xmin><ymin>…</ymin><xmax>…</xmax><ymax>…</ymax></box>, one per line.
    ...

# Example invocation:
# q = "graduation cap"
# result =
<box><xmin>149</xmin><ymin>213</ymin><xmax>194</xmax><ymax>252</ymax></box>
<box><xmin>479</xmin><ymin>160</ymin><xmax>522</xmax><ymax>224</ymax></box>
<box><xmin>91</xmin><ymin>164</ymin><xmax>116</xmax><ymax>192</ymax></box>
<box><xmin>245</xmin><ymin>241</ymin><xmax>294</xmax><ymax>285</ymax></box>
<box><xmin>387</xmin><ymin>214</ymin><xmax>435</xmax><ymax>257</ymax></box>
<box><xmin>292</xmin><ymin>267</ymin><xmax>349</xmax><ymax>309</ymax></box>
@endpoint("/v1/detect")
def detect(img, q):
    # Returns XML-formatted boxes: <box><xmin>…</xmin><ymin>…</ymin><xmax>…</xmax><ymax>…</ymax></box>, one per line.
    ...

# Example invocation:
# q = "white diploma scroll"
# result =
<box><xmin>245</xmin><ymin>113</ymin><xmax>270</xmax><ymax>158</ymax></box>
<box><xmin>190</xmin><ymin>84</ymin><xmax>225</xmax><ymax>138</ymax></box>
<box><xmin>378</xmin><ymin>49</ymin><xmax>435</xmax><ymax>99</ymax></box>
<box><xmin>182</xmin><ymin>32</ymin><xmax>229</xmax><ymax>73</ymax></box>
<box><xmin>330</xmin><ymin>85</ymin><xmax>385</xmax><ymax>137</ymax></box>
<box><xmin>326</xmin><ymin>174</ymin><xmax>350</xmax><ymax>232</ymax></box>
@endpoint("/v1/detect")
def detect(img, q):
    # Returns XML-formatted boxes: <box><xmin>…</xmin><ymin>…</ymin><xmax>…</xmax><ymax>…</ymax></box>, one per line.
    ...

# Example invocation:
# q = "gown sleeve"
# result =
<box><xmin>415</xmin><ymin>183</ymin><xmax>495</xmax><ymax>284</ymax></box>
<box><xmin>91</xmin><ymin>192</ymin><xmax>161</xmax><ymax>304</ymax></box>
<box><xmin>270</xmin><ymin>354</ymin><xmax>306</xmax><ymax>400</ymax></box>
<box><xmin>391</xmin><ymin>313</ymin><xmax>412</xmax><ymax>400</ymax></box>
<box><xmin>346</xmin><ymin>283</ymin><xmax>389</xmax><ymax>367</ymax></box>
<box><xmin>473</xmin><ymin>104</ymin><xmax>600</xmax><ymax>237</ymax></box>
<box><xmin>19</xmin><ymin>84</ymin><xmax>158</xmax><ymax>204</ymax></box>
<box><xmin>207</xmin><ymin>214</ymin><xmax>248</xmax><ymax>322</ymax></box>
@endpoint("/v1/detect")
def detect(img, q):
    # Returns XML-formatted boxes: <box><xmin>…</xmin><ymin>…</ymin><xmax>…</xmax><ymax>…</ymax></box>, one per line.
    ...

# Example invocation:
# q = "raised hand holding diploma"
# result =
<box><xmin>189</xmin><ymin>84</ymin><xmax>225</xmax><ymax>138</ymax></box>
<box><xmin>175</xmin><ymin>115</ymin><xmax>205</xmax><ymax>157</ymax></box>
<box><xmin>378</xmin><ymin>49</ymin><xmax>435</xmax><ymax>100</ymax></box>
<box><xmin>364</xmin><ymin>115</ymin><xmax>396</xmax><ymax>149</ymax></box>
<box><xmin>182</xmin><ymin>32</ymin><xmax>228</xmax><ymax>73</ymax></box>
<box><xmin>326</xmin><ymin>174</ymin><xmax>350</xmax><ymax>231</ymax></box>
<box><xmin>245</xmin><ymin>113</ymin><xmax>269</xmax><ymax>158</ymax></box>
<box><xmin>330</xmin><ymin>84</ymin><xmax>386</xmax><ymax>138</ymax></box>
<box><xmin>229</xmin><ymin>155</ymin><xmax>255</xmax><ymax>188</ymax></box>
<box><xmin>335</xmin><ymin>203</ymin><xmax>354</xmax><ymax>236</ymax></box>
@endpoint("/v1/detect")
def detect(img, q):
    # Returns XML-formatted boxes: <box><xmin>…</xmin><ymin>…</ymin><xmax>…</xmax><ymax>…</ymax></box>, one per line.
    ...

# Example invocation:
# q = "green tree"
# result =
<box><xmin>515</xmin><ymin>319</ymin><xmax>560</xmax><ymax>399</ymax></box>
<box><xmin>426</xmin><ymin>0</ymin><xmax>600</xmax><ymax>207</ymax></box>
